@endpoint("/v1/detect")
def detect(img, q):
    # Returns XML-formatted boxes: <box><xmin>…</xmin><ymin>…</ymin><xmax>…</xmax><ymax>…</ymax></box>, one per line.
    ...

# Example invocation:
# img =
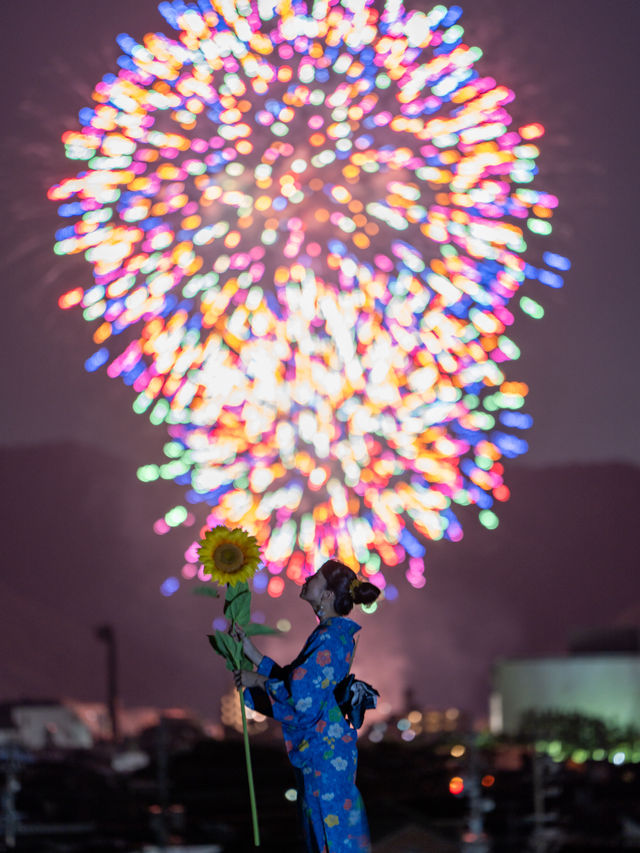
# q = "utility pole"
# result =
<box><xmin>1</xmin><ymin>743</ymin><xmax>22</xmax><ymax>848</ymax></box>
<box><xmin>530</xmin><ymin>751</ymin><xmax>561</xmax><ymax>853</ymax></box>
<box><xmin>462</xmin><ymin>736</ymin><xmax>492</xmax><ymax>852</ymax></box>
<box><xmin>156</xmin><ymin>716</ymin><xmax>170</xmax><ymax>851</ymax></box>
<box><xmin>95</xmin><ymin>624</ymin><xmax>119</xmax><ymax>742</ymax></box>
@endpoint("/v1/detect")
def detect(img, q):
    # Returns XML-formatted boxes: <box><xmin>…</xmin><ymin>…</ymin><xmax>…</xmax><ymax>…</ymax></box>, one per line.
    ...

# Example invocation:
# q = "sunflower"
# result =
<box><xmin>198</xmin><ymin>526</ymin><xmax>261</xmax><ymax>586</ymax></box>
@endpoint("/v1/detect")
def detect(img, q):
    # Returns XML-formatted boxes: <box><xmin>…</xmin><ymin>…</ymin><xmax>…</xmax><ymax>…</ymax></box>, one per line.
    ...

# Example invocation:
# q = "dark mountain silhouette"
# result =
<box><xmin>1</xmin><ymin>443</ymin><xmax>638</xmax><ymax>718</ymax></box>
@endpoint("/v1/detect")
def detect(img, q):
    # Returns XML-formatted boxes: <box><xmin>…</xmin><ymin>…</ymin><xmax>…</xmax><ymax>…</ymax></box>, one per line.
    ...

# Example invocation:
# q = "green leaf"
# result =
<box><xmin>192</xmin><ymin>586</ymin><xmax>220</xmax><ymax>598</ymax></box>
<box><xmin>207</xmin><ymin>631</ymin><xmax>242</xmax><ymax>671</ymax></box>
<box><xmin>224</xmin><ymin>585</ymin><xmax>251</xmax><ymax>626</ymax></box>
<box><xmin>225</xmin><ymin>580</ymin><xmax>249</xmax><ymax>601</ymax></box>
<box><xmin>245</xmin><ymin>623</ymin><xmax>279</xmax><ymax>636</ymax></box>
<box><xmin>207</xmin><ymin>632</ymin><xmax>227</xmax><ymax>658</ymax></box>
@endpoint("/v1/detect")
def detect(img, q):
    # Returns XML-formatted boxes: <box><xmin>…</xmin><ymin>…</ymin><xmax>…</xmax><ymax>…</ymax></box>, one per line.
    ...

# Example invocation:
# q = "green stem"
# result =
<box><xmin>239</xmin><ymin>690</ymin><xmax>260</xmax><ymax>847</ymax></box>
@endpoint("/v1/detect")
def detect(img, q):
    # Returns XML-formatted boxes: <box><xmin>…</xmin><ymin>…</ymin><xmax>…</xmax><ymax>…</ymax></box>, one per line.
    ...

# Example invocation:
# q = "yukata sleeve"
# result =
<box><xmin>262</xmin><ymin>628</ymin><xmax>342</xmax><ymax>729</ymax></box>
<box><xmin>244</xmin><ymin>655</ymin><xmax>284</xmax><ymax>716</ymax></box>
<box><xmin>257</xmin><ymin>655</ymin><xmax>286</xmax><ymax>680</ymax></box>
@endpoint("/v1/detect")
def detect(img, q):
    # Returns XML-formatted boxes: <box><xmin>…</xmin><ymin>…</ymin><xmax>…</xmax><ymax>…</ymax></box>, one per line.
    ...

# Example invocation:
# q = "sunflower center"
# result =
<box><xmin>213</xmin><ymin>543</ymin><xmax>244</xmax><ymax>573</ymax></box>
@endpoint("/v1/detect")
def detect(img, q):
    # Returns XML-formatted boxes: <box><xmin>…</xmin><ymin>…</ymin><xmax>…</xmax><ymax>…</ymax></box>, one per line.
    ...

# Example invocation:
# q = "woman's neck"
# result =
<box><xmin>316</xmin><ymin>606</ymin><xmax>338</xmax><ymax>622</ymax></box>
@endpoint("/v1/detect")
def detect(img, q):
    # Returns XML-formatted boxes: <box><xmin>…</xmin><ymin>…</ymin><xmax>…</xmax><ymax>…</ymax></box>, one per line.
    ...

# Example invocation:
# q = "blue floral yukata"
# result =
<box><xmin>247</xmin><ymin>616</ymin><xmax>371</xmax><ymax>852</ymax></box>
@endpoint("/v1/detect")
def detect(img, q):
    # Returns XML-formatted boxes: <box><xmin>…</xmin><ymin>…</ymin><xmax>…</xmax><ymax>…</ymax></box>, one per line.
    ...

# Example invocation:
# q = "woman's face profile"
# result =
<box><xmin>300</xmin><ymin>571</ymin><xmax>328</xmax><ymax>607</ymax></box>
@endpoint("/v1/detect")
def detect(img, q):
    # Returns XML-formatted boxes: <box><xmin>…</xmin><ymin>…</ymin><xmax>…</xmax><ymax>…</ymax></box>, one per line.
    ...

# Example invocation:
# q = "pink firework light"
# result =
<box><xmin>49</xmin><ymin>0</ymin><xmax>568</xmax><ymax>603</ymax></box>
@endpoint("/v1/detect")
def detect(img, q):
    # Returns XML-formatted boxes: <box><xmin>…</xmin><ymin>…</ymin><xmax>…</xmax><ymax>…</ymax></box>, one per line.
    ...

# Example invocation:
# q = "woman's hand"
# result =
<box><xmin>230</xmin><ymin>623</ymin><xmax>264</xmax><ymax>667</ymax></box>
<box><xmin>234</xmin><ymin>670</ymin><xmax>268</xmax><ymax>690</ymax></box>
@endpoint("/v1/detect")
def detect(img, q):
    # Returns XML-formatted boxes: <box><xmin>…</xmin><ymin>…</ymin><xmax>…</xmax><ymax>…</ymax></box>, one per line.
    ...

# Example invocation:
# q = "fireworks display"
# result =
<box><xmin>49</xmin><ymin>0</ymin><xmax>568</xmax><ymax>600</ymax></box>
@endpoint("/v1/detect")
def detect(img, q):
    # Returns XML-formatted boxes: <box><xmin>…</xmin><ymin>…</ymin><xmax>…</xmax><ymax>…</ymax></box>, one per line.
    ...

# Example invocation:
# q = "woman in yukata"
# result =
<box><xmin>233</xmin><ymin>559</ymin><xmax>380</xmax><ymax>853</ymax></box>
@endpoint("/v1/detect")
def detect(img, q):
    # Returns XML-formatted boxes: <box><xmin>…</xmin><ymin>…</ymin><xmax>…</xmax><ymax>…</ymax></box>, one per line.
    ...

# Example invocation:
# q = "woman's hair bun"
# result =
<box><xmin>320</xmin><ymin>559</ymin><xmax>381</xmax><ymax>615</ymax></box>
<box><xmin>352</xmin><ymin>581</ymin><xmax>380</xmax><ymax>607</ymax></box>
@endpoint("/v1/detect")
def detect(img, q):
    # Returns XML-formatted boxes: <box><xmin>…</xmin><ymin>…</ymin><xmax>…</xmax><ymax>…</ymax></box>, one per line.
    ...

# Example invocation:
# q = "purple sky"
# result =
<box><xmin>1</xmin><ymin>0</ymin><xmax>638</xmax><ymax>721</ymax></box>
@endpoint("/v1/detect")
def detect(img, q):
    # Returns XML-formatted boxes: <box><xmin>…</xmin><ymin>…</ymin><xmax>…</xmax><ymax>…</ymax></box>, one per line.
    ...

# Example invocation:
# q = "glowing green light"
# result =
<box><xmin>443</xmin><ymin>24</ymin><xmax>464</xmax><ymax>43</ymax></box>
<box><xmin>137</xmin><ymin>464</ymin><xmax>160</xmax><ymax>482</ymax></box>
<box><xmin>164</xmin><ymin>441</ymin><xmax>183</xmax><ymax>458</ymax></box>
<box><xmin>160</xmin><ymin>460</ymin><xmax>189</xmax><ymax>479</ymax></box>
<box><xmin>65</xmin><ymin>148</ymin><xmax>92</xmax><ymax>161</ymax></box>
<box><xmin>475</xmin><ymin>455</ymin><xmax>493</xmax><ymax>471</ymax></box>
<box><xmin>472</xmin><ymin>413</ymin><xmax>495</xmax><ymax>430</ymax></box>
<box><xmin>365</xmin><ymin>553</ymin><xmax>381</xmax><ymax>574</ymax></box>
<box><xmin>133</xmin><ymin>393</ymin><xmax>153</xmax><ymax>414</ymax></box>
<box><xmin>497</xmin><ymin>335</ymin><xmax>521</xmax><ymax>360</ymax></box>
<box><xmin>492</xmin><ymin>391</ymin><xmax>525</xmax><ymax>410</ymax></box>
<box><xmin>463</xmin><ymin>393</ymin><xmax>479</xmax><ymax>409</ymax></box>
<box><xmin>520</xmin><ymin>296</ymin><xmax>545</xmax><ymax>319</ymax></box>
<box><xmin>512</xmin><ymin>170</ymin><xmax>535</xmax><ymax>184</ymax></box>
<box><xmin>83</xmin><ymin>303</ymin><xmax>105</xmax><ymax>321</ymax></box>
<box><xmin>165</xmin><ymin>505</ymin><xmax>188</xmax><ymax>527</ymax></box>
<box><xmin>528</xmin><ymin>218</ymin><xmax>553</xmax><ymax>236</ymax></box>
<box><xmin>433</xmin><ymin>133</ymin><xmax>458</xmax><ymax>148</ymax></box>
<box><xmin>83</xmin><ymin>209</ymin><xmax>112</xmax><ymax>223</ymax></box>
<box><xmin>479</xmin><ymin>510</ymin><xmax>499</xmax><ymax>530</ymax></box>
<box><xmin>149</xmin><ymin>399</ymin><xmax>170</xmax><ymax>425</ymax></box>
<box><xmin>548</xmin><ymin>740</ymin><xmax>563</xmax><ymax>757</ymax></box>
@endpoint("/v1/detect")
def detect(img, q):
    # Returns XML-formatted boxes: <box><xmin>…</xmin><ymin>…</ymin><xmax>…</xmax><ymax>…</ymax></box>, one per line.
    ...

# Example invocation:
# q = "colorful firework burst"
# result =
<box><xmin>49</xmin><ymin>0</ymin><xmax>568</xmax><ymax>599</ymax></box>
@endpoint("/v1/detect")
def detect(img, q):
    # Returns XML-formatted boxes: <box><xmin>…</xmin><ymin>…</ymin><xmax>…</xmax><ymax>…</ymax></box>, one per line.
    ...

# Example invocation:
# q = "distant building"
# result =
<box><xmin>0</xmin><ymin>699</ymin><xmax>222</xmax><ymax>750</ymax></box>
<box><xmin>490</xmin><ymin>628</ymin><xmax>640</xmax><ymax>735</ymax></box>
<box><xmin>0</xmin><ymin>700</ymin><xmax>93</xmax><ymax>750</ymax></box>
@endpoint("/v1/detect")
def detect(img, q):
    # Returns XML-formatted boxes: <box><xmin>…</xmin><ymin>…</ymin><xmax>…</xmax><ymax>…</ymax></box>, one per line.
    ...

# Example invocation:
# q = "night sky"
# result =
<box><xmin>1</xmin><ymin>0</ymin><xmax>639</xmax><ymax>723</ymax></box>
